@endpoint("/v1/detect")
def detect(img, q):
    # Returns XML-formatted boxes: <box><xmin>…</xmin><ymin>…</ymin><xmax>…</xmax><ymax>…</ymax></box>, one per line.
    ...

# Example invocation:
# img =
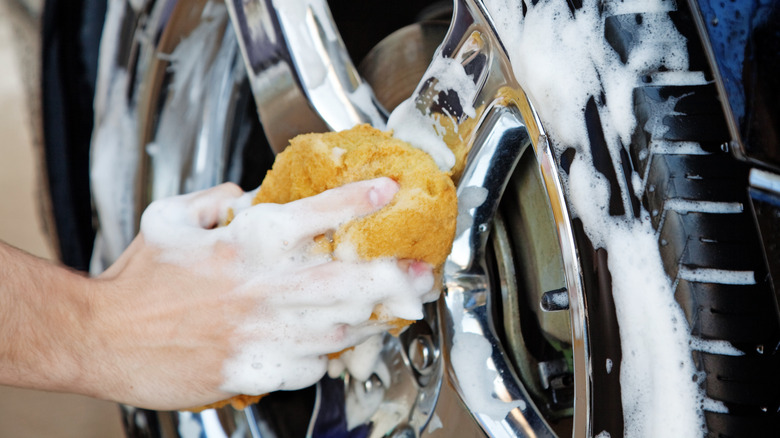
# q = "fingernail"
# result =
<box><xmin>408</xmin><ymin>261</ymin><xmax>432</xmax><ymax>277</ymax></box>
<box><xmin>369</xmin><ymin>178</ymin><xmax>399</xmax><ymax>208</ymax></box>
<box><xmin>398</xmin><ymin>259</ymin><xmax>432</xmax><ymax>276</ymax></box>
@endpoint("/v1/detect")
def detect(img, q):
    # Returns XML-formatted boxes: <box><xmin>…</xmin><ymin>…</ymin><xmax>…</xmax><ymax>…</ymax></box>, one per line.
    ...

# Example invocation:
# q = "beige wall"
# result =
<box><xmin>0</xmin><ymin>0</ymin><xmax>123</xmax><ymax>435</ymax></box>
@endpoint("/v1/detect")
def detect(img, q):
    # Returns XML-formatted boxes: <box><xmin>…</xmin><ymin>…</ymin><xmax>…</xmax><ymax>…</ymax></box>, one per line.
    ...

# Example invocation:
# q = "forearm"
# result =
<box><xmin>0</xmin><ymin>242</ymin><xmax>99</xmax><ymax>396</ymax></box>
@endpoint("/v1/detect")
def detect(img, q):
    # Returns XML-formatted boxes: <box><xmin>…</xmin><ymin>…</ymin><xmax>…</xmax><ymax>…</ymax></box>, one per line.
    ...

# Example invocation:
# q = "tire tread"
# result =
<box><xmin>611</xmin><ymin>6</ymin><xmax>780</xmax><ymax>435</ymax></box>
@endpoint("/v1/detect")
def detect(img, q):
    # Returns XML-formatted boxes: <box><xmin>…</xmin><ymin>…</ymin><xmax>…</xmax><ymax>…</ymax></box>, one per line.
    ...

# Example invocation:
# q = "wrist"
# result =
<box><xmin>58</xmin><ymin>275</ymin><xmax>116</xmax><ymax>400</ymax></box>
<box><xmin>68</xmin><ymin>274</ymin><xmax>141</xmax><ymax>404</ymax></box>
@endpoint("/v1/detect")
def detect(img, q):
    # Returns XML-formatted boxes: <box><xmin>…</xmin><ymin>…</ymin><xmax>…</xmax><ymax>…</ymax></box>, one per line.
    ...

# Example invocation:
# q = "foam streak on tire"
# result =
<box><xmin>619</xmin><ymin>4</ymin><xmax>780</xmax><ymax>432</ymax></box>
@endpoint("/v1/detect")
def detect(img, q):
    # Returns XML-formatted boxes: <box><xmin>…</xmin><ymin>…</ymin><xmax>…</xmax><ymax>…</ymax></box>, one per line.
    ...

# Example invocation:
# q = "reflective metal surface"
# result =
<box><xmin>136</xmin><ymin>0</ymin><xmax>248</xmax><ymax>205</ymax></box>
<box><xmin>436</xmin><ymin>108</ymin><xmax>588</xmax><ymax>438</ymax></box>
<box><xmin>224</xmin><ymin>0</ymin><xmax>388</xmax><ymax>153</ymax></box>
<box><xmin>494</xmin><ymin>151</ymin><xmax>575</xmax><ymax>426</ymax></box>
<box><xmin>359</xmin><ymin>22</ymin><xmax>450</xmax><ymax>112</ymax></box>
<box><xmin>749</xmin><ymin>167</ymin><xmax>780</xmax><ymax>300</ymax></box>
<box><xmin>442</xmin><ymin>106</ymin><xmax>555</xmax><ymax>438</ymax></box>
<box><xmin>751</xmin><ymin>167</ymin><xmax>780</xmax><ymax>195</ymax></box>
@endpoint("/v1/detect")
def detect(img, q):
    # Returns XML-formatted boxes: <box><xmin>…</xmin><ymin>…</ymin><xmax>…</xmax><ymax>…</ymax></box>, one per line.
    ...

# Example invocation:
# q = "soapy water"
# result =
<box><xmin>90</xmin><ymin>1</ymin><xmax>234</xmax><ymax>273</ymax></box>
<box><xmin>388</xmin><ymin>98</ymin><xmax>457</xmax><ymax>171</ymax></box>
<box><xmin>139</xmin><ymin>178</ymin><xmax>437</xmax><ymax>397</ymax></box>
<box><xmin>89</xmin><ymin>0</ymin><xmax>141</xmax><ymax>274</ymax></box>
<box><xmin>388</xmin><ymin>56</ymin><xmax>481</xmax><ymax>171</ymax></box>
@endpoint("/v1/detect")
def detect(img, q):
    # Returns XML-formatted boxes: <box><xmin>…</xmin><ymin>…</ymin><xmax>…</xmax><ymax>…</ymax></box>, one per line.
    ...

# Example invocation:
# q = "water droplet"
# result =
<box><xmin>757</xmin><ymin>344</ymin><xmax>764</xmax><ymax>354</ymax></box>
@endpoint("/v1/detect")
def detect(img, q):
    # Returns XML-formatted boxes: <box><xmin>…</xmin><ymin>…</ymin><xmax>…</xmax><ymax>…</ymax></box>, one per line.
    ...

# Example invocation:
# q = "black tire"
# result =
<box><xmin>41</xmin><ymin>0</ymin><xmax>107</xmax><ymax>271</ymax></box>
<box><xmin>571</xmin><ymin>2</ymin><xmax>780</xmax><ymax>436</ymax></box>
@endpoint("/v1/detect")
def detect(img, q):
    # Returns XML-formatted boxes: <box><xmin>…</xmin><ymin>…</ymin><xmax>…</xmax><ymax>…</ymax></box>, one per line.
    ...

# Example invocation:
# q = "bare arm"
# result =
<box><xmin>0</xmin><ymin>178</ymin><xmax>435</xmax><ymax>410</ymax></box>
<box><xmin>0</xmin><ymin>242</ymin><xmax>100</xmax><ymax>397</ymax></box>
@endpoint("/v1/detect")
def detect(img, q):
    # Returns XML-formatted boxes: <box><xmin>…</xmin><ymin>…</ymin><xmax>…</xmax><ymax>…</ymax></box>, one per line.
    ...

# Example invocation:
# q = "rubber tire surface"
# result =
<box><xmin>41</xmin><ymin>0</ymin><xmax>106</xmax><ymax>271</ymax></box>
<box><xmin>570</xmin><ymin>2</ymin><xmax>780</xmax><ymax>436</ymax></box>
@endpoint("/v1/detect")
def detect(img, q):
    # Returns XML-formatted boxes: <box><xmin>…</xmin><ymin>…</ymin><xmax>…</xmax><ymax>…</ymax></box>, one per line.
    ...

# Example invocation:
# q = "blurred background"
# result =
<box><xmin>0</xmin><ymin>0</ymin><xmax>123</xmax><ymax>435</ymax></box>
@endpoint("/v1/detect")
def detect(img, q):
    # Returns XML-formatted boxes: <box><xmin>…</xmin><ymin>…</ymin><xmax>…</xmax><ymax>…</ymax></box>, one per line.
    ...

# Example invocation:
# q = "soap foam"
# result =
<box><xmin>451</xmin><ymin>332</ymin><xmax>525</xmax><ymax>420</ymax></box>
<box><xmin>678</xmin><ymin>267</ymin><xmax>756</xmax><ymax>285</ymax></box>
<box><xmin>387</xmin><ymin>48</ymin><xmax>482</xmax><ymax>172</ymax></box>
<box><xmin>388</xmin><ymin>99</ymin><xmax>456</xmax><ymax>171</ymax></box>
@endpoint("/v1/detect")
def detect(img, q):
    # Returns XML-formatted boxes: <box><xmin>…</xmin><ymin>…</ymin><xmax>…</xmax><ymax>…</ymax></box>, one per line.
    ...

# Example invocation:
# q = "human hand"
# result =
<box><xmin>89</xmin><ymin>178</ymin><xmax>435</xmax><ymax>410</ymax></box>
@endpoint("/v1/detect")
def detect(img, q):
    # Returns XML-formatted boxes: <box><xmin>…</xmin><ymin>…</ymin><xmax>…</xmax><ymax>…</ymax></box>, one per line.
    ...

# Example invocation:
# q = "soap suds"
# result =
<box><xmin>678</xmin><ymin>267</ymin><xmax>756</xmax><ymax>285</ymax></box>
<box><xmin>387</xmin><ymin>54</ymin><xmax>481</xmax><ymax>171</ymax></box>
<box><xmin>664</xmin><ymin>199</ymin><xmax>744</xmax><ymax>214</ymax></box>
<box><xmin>689</xmin><ymin>337</ymin><xmax>745</xmax><ymax>356</ymax></box>
<box><xmin>451</xmin><ymin>333</ymin><xmax>525</xmax><ymax>420</ymax></box>
<box><xmin>89</xmin><ymin>0</ymin><xmax>142</xmax><ymax>274</ymax></box>
<box><xmin>388</xmin><ymin>99</ymin><xmax>456</xmax><ymax>171</ymax></box>
<box><xmin>148</xmin><ymin>4</ymin><xmax>229</xmax><ymax>201</ymax></box>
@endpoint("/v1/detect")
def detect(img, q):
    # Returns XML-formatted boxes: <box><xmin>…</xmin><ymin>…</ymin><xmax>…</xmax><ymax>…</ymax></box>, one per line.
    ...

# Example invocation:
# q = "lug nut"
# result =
<box><xmin>541</xmin><ymin>287</ymin><xmax>569</xmax><ymax>311</ymax></box>
<box><xmin>409</xmin><ymin>335</ymin><xmax>435</xmax><ymax>375</ymax></box>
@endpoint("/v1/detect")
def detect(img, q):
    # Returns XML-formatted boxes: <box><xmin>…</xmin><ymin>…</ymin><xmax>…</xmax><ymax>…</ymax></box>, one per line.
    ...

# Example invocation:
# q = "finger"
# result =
<box><xmin>397</xmin><ymin>259</ymin><xmax>434</xmax><ymax>277</ymax></box>
<box><xmin>184</xmin><ymin>183</ymin><xmax>244</xmax><ymax>229</ymax></box>
<box><xmin>140</xmin><ymin>183</ymin><xmax>245</xmax><ymax>248</ymax></box>
<box><xmin>143</xmin><ymin>182</ymin><xmax>244</xmax><ymax>229</ymax></box>
<box><xmin>225</xmin><ymin>178</ymin><xmax>398</xmax><ymax>254</ymax></box>
<box><xmin>283</xmin><ymin>177</ymin><xmax>399</xmax><ymax>236</ymax></box>
<box><xmin>264</xmin><ymin>257</ymin><xmax>434</xmax><ymax>321</ymax></box>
